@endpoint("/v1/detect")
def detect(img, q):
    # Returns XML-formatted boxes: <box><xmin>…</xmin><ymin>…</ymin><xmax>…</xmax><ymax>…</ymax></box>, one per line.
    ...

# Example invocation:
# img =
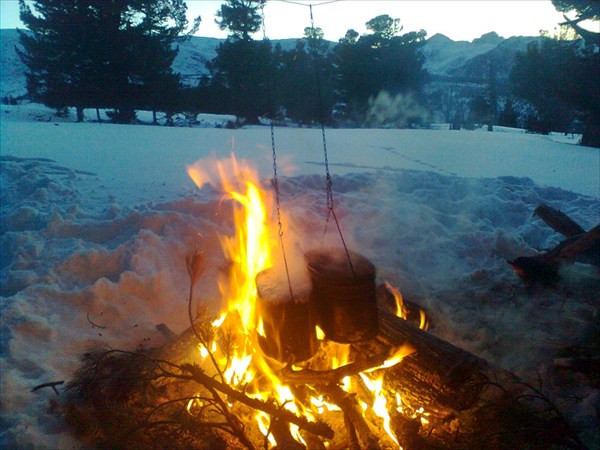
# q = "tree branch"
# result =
<box><xmin>178</xmin><ymin>363</ymin><xmax>334</xmax><ymax>439</ymax></box>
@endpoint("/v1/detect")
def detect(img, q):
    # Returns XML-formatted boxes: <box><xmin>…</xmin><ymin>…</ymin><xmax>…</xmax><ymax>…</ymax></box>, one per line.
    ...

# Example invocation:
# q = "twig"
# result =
<box><xmin>185</xmin><ymin>249</ymin><xmax>226</xmax><ymax>384</ymax></box>
<box><xmin>86</xmin><ymin>311</ymin><xmax>107</xmax><ymax>329</ymax></box>
<box><xmin>281</xmin><ymin>353</ymin><xmax>389</xmax><ymax>385</ymax></box>
<box><xmin>345</xmin><ymin>412</ymin><xmax>361</xmax><ymax>450</ymax></box>
<box><xmin>31</xmin><ymin>380</ymin><xmax>64</xmax><ymax>395</ymax></box>
<box><xmin>177</xmin><ymin>363</ymin><xmax>334</xmax><ymax>439</ymax></box>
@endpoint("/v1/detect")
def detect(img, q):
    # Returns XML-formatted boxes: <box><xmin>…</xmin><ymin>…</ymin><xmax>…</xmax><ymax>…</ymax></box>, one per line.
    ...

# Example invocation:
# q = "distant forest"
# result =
<box><xmin>10</xmin><ymin>0</ymin><xmax>600</xmax><ymax>147</ymax></box>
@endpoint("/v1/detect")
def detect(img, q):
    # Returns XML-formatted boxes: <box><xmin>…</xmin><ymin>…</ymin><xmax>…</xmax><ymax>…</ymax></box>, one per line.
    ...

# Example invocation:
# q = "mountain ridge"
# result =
<box><xmin>1</xmin><ymin>28</ymin><xmax>544</xmax><ymax>99</ymax></box>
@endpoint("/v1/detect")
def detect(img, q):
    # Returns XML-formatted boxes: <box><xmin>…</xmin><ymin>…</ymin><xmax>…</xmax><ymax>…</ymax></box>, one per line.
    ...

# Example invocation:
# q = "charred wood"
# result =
<box><xmin>271</xmin><ymin>418</ymin><xmax>306</xmax><ymax>450</ymax></box>
<box><xmin>510</xmin><ymin>211</ymin><xmax>600</xmax><ymax>287</ymax></box>
<box><xmin>322</xmin><ymin>383</ymin><xmax>381</xmax><ymax>450</ymax></box>
<box><xmin>367</xmin><ymin>310</ymin><xmax>586</xmax><ymax>449</ymax></box>
<box><xmin>534</xmin><ymin>204</ymin><xmax>586</xmax><ymax>238</ymax></box>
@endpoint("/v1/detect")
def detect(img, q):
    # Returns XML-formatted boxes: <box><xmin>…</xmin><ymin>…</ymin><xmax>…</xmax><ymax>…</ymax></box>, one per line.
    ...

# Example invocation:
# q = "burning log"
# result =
<box><xmin>366</xmin><ymin>310</ymin><xmax>585</xmax><ymax>448</ymax></box>
<box><xmin>373</xmin><ymin>310</ymin><xmax>494</xmax><ymax>414</ymax></box>
<box><xmin>322</xmin><ymin>383</ymin><xmax>381</xmax><ymax>450</ymax></box>
<box><xmin>509</xmin><ymin>204</ymin><xmax>600</xmax><ymax>287</ymax></box>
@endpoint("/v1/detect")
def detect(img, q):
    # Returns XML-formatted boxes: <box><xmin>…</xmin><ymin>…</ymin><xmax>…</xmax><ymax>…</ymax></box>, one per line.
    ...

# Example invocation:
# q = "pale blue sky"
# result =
<box><xmin>0</xmin><ymin>0</ymin><xmax>576</xmax><ymax>42</ymax></box>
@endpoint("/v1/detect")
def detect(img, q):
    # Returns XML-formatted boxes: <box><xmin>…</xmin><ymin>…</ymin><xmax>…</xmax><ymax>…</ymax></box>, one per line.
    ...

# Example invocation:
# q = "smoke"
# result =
<box><xmin>364</xmin><ymin>91</ymin><xmax>429</xmax><ymax>129</ymax></box>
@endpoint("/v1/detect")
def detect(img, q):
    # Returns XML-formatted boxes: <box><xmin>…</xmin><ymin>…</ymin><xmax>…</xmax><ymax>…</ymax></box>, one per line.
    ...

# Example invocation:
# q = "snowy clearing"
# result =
<box><xmin>1</xmin><ymin>104</ymin><xmax>599</xmax><ymax>448</ymax></box>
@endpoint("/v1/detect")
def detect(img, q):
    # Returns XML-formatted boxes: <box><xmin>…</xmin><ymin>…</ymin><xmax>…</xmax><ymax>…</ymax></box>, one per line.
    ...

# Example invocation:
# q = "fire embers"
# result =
<box><xmin>306</xmin><ymin>248</ymin><xmax>379</xmax><ymax>343</ymax></box>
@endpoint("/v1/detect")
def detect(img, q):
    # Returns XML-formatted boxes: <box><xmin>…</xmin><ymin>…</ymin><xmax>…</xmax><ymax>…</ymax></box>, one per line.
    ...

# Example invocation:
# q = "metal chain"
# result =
<box><xmin>308</xmin><ymin>4</ymin><xmax>356</xmax><ymax>278</ymax></box>
<box><xmin>262</xmin><ymin>4</ymin><xmax>295</xmax><ymax>302</ymax></box>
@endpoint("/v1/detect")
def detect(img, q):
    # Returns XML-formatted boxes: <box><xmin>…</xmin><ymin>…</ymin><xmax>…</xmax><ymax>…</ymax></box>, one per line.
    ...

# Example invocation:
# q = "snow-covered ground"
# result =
<box><xmin>1</xmin><ymin>104</ymin><xmax>599</xmax><ymax>449</ymax></box>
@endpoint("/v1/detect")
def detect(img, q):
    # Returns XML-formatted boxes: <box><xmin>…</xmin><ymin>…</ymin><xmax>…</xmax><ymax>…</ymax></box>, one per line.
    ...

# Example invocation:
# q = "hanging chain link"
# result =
<box><xmin>308</xmin><ymin>4</ymin><xmax>356</xmax><ymax>278</ymax></box>
<box><xmin>263</xmin><ymin>4</ymin><xmax>295</xmax><ymax>301</ymax></box>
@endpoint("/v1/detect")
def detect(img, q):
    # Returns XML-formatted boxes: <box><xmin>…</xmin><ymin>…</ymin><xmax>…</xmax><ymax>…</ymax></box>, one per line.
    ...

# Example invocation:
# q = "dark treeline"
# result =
<box><xmin>15</xmin><ymin>0</ymin><xmax>600</xmax><ymax>147</ymax></box>
<box><xmin>15</xmin><ymin>0</ymin><xmax>428</xmax><ymax>128</ymax></box>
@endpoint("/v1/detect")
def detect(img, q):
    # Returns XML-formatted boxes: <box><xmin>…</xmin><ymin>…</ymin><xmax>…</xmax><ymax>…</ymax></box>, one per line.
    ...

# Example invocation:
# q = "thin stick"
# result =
<box><xmin>31</xmin><ymin>380</ymin><xmax>64</xmax><ymax>395</ymax></box>
<box><xmin>281</xmin><ymin>353</ymin><xmax>389</xmax><ymax>384</ymax></box>
<box><xmin>86</xmin><ymin>311</ymin><xmax>107</xmax><ymax>329</ymax></box>
<box><xmin>177</xmin><ymin>363</ymin><xmax>334</xmax><ymax>439</ymax></box>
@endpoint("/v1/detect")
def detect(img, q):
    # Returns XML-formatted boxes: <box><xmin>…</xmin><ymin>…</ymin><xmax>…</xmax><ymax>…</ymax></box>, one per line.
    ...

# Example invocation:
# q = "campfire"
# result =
<box><xmin>64</xmin><ymin>155</ymin><xmax>585</xmax><ymax>449</ymax></box>
<box><xmin>188</xmin><ymin>155</ymin><xmax>426</xmax><ymax>448</ymax></box>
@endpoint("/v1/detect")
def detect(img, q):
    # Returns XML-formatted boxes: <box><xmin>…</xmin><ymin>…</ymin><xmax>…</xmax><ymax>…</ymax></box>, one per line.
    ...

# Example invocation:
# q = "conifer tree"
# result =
<box><xmin>17</xmin><ymin>0</ymin><xmax>196</xmax><ymax>123</ymax></box>
<box><xmin>551</xmin><ymin>0</ymin><xmax>599</xmax><ymax>46</ymax></box>
<box><xmin>334</xmin><ymin>14</ymin><xmax>427</xmax><ymax>124</ymax></box>
<box><xmin>215</xmin><ymin>0</ymin><xmax>265</xmax><ymax>41</ymax></box>
<box><xmin>206</xmin><ymin>0</ymin><xmax>271</xmax><ymax>123</ymax></box>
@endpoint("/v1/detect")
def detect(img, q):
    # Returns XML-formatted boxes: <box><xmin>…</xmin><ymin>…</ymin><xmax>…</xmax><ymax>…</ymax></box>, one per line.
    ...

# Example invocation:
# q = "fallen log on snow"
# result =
<box><xmin>509</xmin><ymin>204</ymin><xmax>600</xmax><ymax>287</ymax></box>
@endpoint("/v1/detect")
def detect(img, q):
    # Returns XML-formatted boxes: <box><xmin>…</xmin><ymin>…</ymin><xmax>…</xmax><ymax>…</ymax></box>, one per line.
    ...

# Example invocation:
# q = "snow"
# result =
<box><xmin>421</xmin><ymin>32</ymin><xmax>504</xmax><ymax>77</ymax></box>
<box><xmin>1</xmin><ymin>103</ymin><xmax>599</xmax><ymax>449</ymax></box>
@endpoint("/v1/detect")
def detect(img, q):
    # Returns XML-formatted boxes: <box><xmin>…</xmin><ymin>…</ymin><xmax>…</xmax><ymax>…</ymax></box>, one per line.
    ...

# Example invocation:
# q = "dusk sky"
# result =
<box><xmin>0</xmin><ymin>0</ymin><xmax>575</xmax><ymax>42</ymax></box>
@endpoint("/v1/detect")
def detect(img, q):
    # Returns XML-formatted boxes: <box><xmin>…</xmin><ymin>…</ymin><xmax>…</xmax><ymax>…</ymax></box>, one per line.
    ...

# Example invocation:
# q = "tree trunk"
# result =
<box><xmin>76</xmin><ymin>107</ymin><xmax>84</xmax><ymax>123</ymax></box>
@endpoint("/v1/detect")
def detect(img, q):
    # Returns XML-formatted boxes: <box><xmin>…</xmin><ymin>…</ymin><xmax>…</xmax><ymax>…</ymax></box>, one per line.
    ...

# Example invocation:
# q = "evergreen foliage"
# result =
<box><xmin>203</xmin><ymin>0</ymin><xmax>272</xmax><ymax>123</ymax></box>
<box><xmin>333</xmin><ymin>15</ymin><xmax>427</xmax><ymax>124</ymax></box>
<box><xmin>205</xmin><ymin>38</ymin><xmax>273</xmax><ymax>123</ymax></box>
<box><xmin>552</xmin><ymin>1</ymin><xmax>600</xmax><ymax>47</ymax></box>
<box><xmin>17</xmin><ymin>0</ymin><xmax>194</xmax><ymax>123</ymax></box>
<box><xmin>215</xmin><ymin>0</ymin><xmax>265</xmax><ymax>41</ymax></box>
<box><xmin>510</xmin><ymin>37</ymin><xmax>600</xmax><ymax>146</ymax></box>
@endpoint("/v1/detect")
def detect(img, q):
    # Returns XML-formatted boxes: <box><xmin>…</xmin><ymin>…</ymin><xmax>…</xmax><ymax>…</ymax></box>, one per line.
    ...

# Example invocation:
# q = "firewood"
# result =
<box><xmin>554</xmin><ymin>224</ymin><xmax>600</xmax><ymax>264</ymax></box>
<box><xmin>154</xmin><ymin>295</ymin><xmax>582</xmax><ymax>448</ymax></box>
<box><xmin>534</xmin><ymin>204</ymin><xmax>586</xmax><ymax>238</ymax></box>
<box><xmin>510</xmin><ymin>224</ymin><xmax>600</xmax><ymax>286</ymax></box>
<box><xmin>271</xmin><ymin>418</ymin><xmax>306</xmax><ymax>450</ymax></box>
<box><xmin>322</xmin><ymin>383</ymin><xmax>381</xmax><ymax>450</ymax></box>
<box><xmin>368</xmin><ymin>311</ymin><xmax>585</xmax><ymax>449</ymax></box>
<box><xmin>280</xmin><ymin>352</ymin><xmax>388</xmax><ymax>385</ymax></box>
<box><xmin>344</xmin><ymin>412</ymin><xmax>361</xmax><ymax>450</ymax></box>
<box><xmin>179</xmin><ymin>363</ymin><xmax>335</xmax><ymax>440</ymax></box>
<box><xmin>372</xmin><ymin>310</ymin><xmax>498</xmax><ymax>414</ymax></box>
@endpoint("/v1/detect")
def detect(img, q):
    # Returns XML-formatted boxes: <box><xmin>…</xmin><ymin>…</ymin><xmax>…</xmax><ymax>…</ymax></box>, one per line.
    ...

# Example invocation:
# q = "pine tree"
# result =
<box><xmin>17</xmin><ymin>0</ymin><xmax>194</xmax><ymax>123</ymax></box>
<box><xmin>216</xmin><ymin>0</ymin><xmax>265</xmax><ymax>41</ymax></box>
<box><xmin>510</xmin><ymin>37</ymin><xmax>599</xmax><ymax>145</ymax></box>
<box><xmin>205</xmin><ymin>0</ymin><xmax>271</xmax><ymax>123</ymax></box>
<box><xmin>333</xmin><ymin>14</ymin><xmax>427</xmax><ymax>124</ymax></box>
<box><xmin>551</xmin><ymin>0</ymin><xmax>599</xmax><ymax>46</ymax></box>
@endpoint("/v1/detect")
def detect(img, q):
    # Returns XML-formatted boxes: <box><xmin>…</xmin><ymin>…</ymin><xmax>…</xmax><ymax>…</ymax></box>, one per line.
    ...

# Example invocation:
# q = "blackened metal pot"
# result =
<box><xmin>256</xmin><ymin>268</ymin><xmax>317</xmax><ymax>363</ymax></box>
<box><xmin>305</xmin><ymin>248</ymin><xmax>378</xmax><ymax>343</ymax></box>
